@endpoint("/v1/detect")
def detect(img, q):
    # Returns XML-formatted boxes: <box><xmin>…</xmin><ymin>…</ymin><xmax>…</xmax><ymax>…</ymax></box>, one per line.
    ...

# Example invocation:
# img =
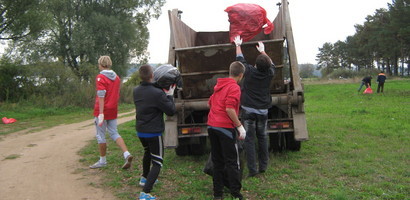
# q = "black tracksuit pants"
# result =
<box><xmin>139</xmin><ymin>136</ymin><xmax>164</xmax><ymax>193</ymax></box>
<box><xmin>208</xmin><ymin>127</ymin><xmax>242</xmax><ymax>199</ymax></box>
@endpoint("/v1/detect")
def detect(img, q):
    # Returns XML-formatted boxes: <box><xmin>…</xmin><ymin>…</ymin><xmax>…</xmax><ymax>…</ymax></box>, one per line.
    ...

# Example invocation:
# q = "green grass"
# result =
<box><xmin>0</xmin><ymin>103</ymin><xmax>134</xmax><ymax>135</ymax></box>
<box><xmin>79</xmin><ymin>79</ymin><xmax>410</xmax><ymax>199</ymax></box>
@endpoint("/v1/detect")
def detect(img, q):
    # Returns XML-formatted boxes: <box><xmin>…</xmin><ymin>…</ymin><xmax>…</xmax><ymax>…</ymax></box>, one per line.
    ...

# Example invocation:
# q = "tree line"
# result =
<box><xmin>315</xmin><ymin>0</ymin><xmax>409</xmax><ymax>77</ymax></box>
<box><xmin>0</xmin><ymin>0</ymin><xmax>165</xmax><ymax>78</ymax></box>
<box><xmin>0</xmin><ymin>0</ymin><xmax>165</xmax><ymax>104</ymax></box>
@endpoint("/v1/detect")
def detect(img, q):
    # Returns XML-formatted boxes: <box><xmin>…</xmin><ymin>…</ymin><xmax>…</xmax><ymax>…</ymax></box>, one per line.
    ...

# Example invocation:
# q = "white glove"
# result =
<box><xmin>233</xmin><ymin>35</ymin><xmax>242</xmax><ymax>46</ymax></box>
<box><xmin>256</xmin><ymin>41</ymin><xmax>265</xmax><ymax>52</ymax></box>
<box><xmin>98</xmin><ymin>114</ymin><xmax>104</xmax><ymax>126</ymax></box>
<box><xmin>163</xmin><ymin>84</ymin><xmax>176</xmax><ymax>96</ymax></box>
<box><xmin>236</xmin><ymin>125</ymin><xmax>246</xmax><ymax>140</ymax></box>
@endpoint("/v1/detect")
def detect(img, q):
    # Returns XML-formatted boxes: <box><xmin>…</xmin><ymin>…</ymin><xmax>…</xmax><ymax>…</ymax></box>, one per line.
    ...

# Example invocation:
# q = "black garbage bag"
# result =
<box><xmin>153</xmin><ymin>64</ymin><xmax>181</xmax><ymax>89</ymax></box>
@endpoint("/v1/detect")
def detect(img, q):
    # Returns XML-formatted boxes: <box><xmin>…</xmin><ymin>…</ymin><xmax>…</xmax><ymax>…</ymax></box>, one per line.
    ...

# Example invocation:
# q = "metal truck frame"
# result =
<box><xmin>164</xmin><ymin>0</ymin><xmax>308</xmax><ymax>155</ymax></box>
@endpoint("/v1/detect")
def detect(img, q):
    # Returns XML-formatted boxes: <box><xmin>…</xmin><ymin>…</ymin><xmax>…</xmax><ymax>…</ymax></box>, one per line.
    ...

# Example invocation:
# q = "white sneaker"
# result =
<box><xmin>122</xmin><ymin>155</ymin><xmax>133</xmax><ymax>169</ymax></box>
<box><xmin>89</xmin><ymin>161</ymin><xmax>107</xmax><ymax>169</ymax></box>
<box><xmin>139</xmin><ymin>192</ymin><xmax>156</xmax><ymax>200</ymax></box>
<box><xmin>139</xmin><ymin>177</ymin><xmax>158</xmax><ymax>187</ymax></box>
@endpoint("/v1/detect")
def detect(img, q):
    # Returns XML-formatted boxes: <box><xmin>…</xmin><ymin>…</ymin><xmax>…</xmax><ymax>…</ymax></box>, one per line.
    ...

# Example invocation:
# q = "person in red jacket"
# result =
<box><xmin>207</xmin><ymin>61</ymin><xmax>246</xmax><ymax>200</ymax></box>
<box><xmin>90</xmin><ymin>56</ymin><xmax>133</xmax><ymax>169</ymax></box>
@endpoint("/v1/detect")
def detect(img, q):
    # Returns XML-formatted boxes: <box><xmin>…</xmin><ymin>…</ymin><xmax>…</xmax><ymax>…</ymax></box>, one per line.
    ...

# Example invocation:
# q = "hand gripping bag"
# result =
<box><xmin>153</xmin><ymin>64</ymin><xmax>181</xmax><ymax>89</ymax></box>
<box><xmin>225</xmin><ymin>3</ymin><xmax>274</xmax><ymax>42</ymax></box>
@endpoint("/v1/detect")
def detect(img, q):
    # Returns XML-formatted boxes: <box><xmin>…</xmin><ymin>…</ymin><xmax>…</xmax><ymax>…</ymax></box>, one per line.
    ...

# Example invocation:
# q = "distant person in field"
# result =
<box><xmin>234</xmin><ymin>35</ymin><xmax>275</xmax><ymax>177</ymax></box>
<box><xmin>207</xmin><ymin>61</ymin><xmax>246</xmax><ymax>200</ymax></box>
<box><xmin>90</xmin><ymin>55</ymin><xmax>133</xmax><ymax>170</ymax></box>
<box><xmin>357</xmin><ymin>75</ymin><xmax>372</xmax><ymax>92</ymax></box>
<box><xmin>133</xmin><ymin>64</ymin><xmax>176</xmax><ymax>200</ymax></box>
<box><xmin>377</xmin><ymin>71</ymin><xmax>387</xmax><ymax>93</ymax></box>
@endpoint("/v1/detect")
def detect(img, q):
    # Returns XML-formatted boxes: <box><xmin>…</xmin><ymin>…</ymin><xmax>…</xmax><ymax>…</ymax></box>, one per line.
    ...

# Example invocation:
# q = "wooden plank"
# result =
<box><xmin>180</xmin><ymin>70</ymin><xmax>229</xmax><ymax>76</ymax></box>
<box><xmin>283</xmin><ymin>0</ymin><xmax>302</xmax><ymax>92</ymax></box>
<box><xmin>167</xmin><ymin>10</ymin><xmax>177</xmax><ymax>65</ymax></box>
<box><xmin>292</xmin><ymin>108</ymin><xmax>309</xmax><ymax>141</ymax></box>
<box><xmin>164</xmin><ymin>116</ymin><xmax>178</xmax><ymax>148</ymax></box>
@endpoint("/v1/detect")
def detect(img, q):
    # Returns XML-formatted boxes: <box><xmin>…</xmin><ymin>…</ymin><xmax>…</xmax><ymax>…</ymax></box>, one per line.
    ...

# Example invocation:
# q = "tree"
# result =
<box><xmin>0</xmin><ymin>0</ymin><xmax>46</xmax><ymax>40</ymax></box>
<box><xmin>316</xmin><ymin>1</ymin><xmax>409</xmax><ymax>76</ymax></box>
<box><xmin>9</xmin><ymin>0</ymin><xmax>165</xmax><ymax>78</ymax></box>
<box><xmin>389</xmin><ymin>0</ymin><xmax>410</xmax><ymax>76</ymax></box>
<box><xmin>316</xmin><ymin>43</ymin><xmax>335</xmax><ymax>70</ymax></box>
<box><xmin>299</xmin><ymin>63</ymin><xmax>315</xmax><ymax>78</ymax></box>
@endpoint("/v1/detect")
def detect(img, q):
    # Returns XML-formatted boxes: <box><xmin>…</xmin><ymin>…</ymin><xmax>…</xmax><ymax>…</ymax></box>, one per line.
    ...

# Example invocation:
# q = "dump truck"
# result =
<box><xmin>164</xmin><ymin>0</ymin><xmax>308</xmax><ymax>155</ymax></box>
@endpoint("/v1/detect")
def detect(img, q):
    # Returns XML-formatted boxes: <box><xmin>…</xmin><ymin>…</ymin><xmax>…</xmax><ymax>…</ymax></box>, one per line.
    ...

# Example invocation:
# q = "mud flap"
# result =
<box><xmin>164</xmin><ymin>116</ymin><xmax>178</xmax><ymax>148</ymax></box>
<box><xmin>292</xmin><ymin>108</ymin><xmax>309</xmax><ymax>141</ymax></box>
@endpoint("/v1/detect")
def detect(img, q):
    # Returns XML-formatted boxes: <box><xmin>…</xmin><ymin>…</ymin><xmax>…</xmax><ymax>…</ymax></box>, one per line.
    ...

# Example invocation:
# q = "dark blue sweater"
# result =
<box><xmin>237</xmin><ymin>55</ymin><xmax>274</xmax><ymax>109</ymax></box>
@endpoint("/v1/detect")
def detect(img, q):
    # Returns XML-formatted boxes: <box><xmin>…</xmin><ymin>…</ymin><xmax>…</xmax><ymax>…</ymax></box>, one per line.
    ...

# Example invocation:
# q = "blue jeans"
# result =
<box><xmin>242</xmin><ymin>110</ymin><xmax>269</xmax><ymax>175</ymax></box>
<box><xmin>358</xmin><ymin>81</ymin><xmax>370</xmax><ymax>92</ymax></box>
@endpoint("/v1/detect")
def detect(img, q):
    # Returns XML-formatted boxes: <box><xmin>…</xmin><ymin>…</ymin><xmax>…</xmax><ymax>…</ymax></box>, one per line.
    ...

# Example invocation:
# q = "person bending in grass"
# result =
<box><xmin>90</xmin><ymin>55</ymin><xmax>133</xmax><ymax>169</ymax></box>
<box><xmin>133</xmin><ymin>64</ymin><xmax>176</xmax><ymax>200</ymax></box>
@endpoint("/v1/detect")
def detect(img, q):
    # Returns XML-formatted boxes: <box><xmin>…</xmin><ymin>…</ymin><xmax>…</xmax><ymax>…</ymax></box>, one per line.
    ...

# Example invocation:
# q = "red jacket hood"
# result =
<box><xmin>207</xmin><ymin>77</ymin><xmax>241</xmax><ymax>129</ymax></box>
<box><xmin>214</xmin><ymin>77</ymin><xmax>237</xmax><ymax>92</ymax></box>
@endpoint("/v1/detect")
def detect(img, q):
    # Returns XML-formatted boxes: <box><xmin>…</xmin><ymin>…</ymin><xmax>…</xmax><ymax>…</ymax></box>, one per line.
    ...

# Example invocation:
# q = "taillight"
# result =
<box><xmin>269</xmin><ymin>121</ymin><xmax>291</xmax><ymax>129</ymax></box>
<box><xmin>181</xmin><ymin>127</ymin><xmax>201</xmax><ymax>134</ymax></box>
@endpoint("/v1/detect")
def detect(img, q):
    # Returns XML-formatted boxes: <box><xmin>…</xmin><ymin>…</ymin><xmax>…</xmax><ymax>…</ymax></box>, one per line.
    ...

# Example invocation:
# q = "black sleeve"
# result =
<box><xmin>236</xmin><ymin>55</ymin><xmax>252</xmax><ymax>72</ymax></box>
<box><xmin>157</xmin><ymin>92</ymin><xmax>176</xmax><ymax>116</ymax></box>
<box><xmin>236</xmin><ymin>55</ymin><xmax>247</xmax><ymax>65</ymax></box>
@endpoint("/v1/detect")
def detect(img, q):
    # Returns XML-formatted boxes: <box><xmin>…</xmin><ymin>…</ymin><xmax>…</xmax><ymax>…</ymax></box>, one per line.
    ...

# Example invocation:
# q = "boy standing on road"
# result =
<box><xmin>133</xmin><ymin>64</ymin><xmax>176</xmax><ymax>200</ymax></box>
<box><xmin>90</xmin><ymin>56</ymin><xmax>133</xmax><ymax>169</ymax></box>
<box><xmin>208</xmin><ymin>61</ymin><xmax>246</xmax><ymax>200</ymax></box>
<box><xmin>234</xmin><ymin>36</ymin><xmax>275</xmax><ymax>177</ymax></box>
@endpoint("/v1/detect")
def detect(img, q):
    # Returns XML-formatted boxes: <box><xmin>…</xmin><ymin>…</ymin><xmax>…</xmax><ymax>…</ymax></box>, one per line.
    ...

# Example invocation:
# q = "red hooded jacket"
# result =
<box><xmin>207</xmin><ymin>78</ymin><xmax>241</xmax><ymax>129</ymax></box>
<box><xmin>93</xmin><ymin>71</ymin><xmax>120</xmax><ymax>120</ymax></box>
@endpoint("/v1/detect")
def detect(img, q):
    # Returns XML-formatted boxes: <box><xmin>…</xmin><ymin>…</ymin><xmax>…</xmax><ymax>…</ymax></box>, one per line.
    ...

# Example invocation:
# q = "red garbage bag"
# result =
<box><xmin>225</xmin><ymin>3</ymin><xmax>274</xmax><ymax>42</ymax></box>
<box><xmin>2</xmin><ymin>117</ymin><xmax>17</xmax><ymax>124</ymax></box>
<box><xmin>363</xmin><ymin>87</ymin><xmax>373</xmax><ymax>94</ymax></box>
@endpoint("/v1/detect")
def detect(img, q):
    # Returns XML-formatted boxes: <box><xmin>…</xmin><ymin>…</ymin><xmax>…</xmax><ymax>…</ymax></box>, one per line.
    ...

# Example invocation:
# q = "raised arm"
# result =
<box><xmin>234</xmin><ymin>35</ymin><xmax>243</xmax><ymax>56</ymax></box>
<box><xmin>256</xmin><ymin>41</ymin><xmax>275</xmax><ymax>66</ymax></box>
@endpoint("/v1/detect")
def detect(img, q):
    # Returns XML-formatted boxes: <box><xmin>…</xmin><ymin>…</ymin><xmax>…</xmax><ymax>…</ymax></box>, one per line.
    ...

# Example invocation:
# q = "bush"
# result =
<box><xmin>0</xmin><ymin>60</ymin><xmax>98</xmax><ymax>108</ymax></box>
<box><xmin>327</xmin><ymin>68</ymin><xmax>356</xmax><ymax>79</ymax></box>
<box><xmin>0</xmin><ymin>59</ymin><xmax>38</xmax><ymax>102</ymax></box>
<box><xmin>325</xmin><ymin>68</ymin><xmax>382</xmax><ymax>80</ymax></box>
<box><xmin>120</xmin><ymin>84</ymin><xmax>134</xmax><ymax>104</ymax></box>
<box><xmin>124</xmin><ymin>70</ymin><xmax>141</xmax><ymax>87</ymax></box>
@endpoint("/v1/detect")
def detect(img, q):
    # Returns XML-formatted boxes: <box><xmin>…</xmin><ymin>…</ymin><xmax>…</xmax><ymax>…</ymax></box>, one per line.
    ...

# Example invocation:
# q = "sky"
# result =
<box><xmin>146</xmin><ymin>0</ymin><xmax>391</xmax><ymax>64</ymax></box>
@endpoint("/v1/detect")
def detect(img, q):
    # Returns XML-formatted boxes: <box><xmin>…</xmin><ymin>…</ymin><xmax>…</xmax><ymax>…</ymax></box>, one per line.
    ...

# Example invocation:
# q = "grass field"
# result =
<box><xmin>1</xmin><ymin>79</ymin><xmax>408</xmax><ymax>199</ymax></box>
<box><xmin>0</xmin><ymin>103</ymin><xmax>134</xmax><ymax>136</ymax></box>
<box><xmin>78</xmin><ymin>79</ymin><xmax>410</xmax><ymax>199</ymax></box>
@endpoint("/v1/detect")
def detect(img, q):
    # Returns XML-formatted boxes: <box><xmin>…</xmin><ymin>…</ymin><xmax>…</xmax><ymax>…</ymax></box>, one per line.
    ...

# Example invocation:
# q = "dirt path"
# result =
<box><xmin>0</xmin><ymin>112</ymin><xmax>135</xmax><ymax>200</ymax></box>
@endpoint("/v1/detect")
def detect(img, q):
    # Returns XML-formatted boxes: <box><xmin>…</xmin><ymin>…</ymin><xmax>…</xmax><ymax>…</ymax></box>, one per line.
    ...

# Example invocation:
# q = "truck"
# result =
<box><xmin>164</xmin><ymin>0</ymin><xmax>308</xmax><ymax>156</ymax></box>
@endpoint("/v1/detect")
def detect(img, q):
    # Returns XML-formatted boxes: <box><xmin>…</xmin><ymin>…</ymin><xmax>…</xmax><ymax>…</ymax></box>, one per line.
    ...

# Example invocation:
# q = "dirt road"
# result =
<box><xmin>0</xmin><ymin>112</ymin><xmax>135</xmax><ymax>200</ymax></box>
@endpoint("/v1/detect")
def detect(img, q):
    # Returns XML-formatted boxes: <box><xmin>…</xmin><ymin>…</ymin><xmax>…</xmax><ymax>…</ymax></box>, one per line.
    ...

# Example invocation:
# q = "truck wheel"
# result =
<box><xmin>285</xmin><ymin>133</ymin><xmax>301</xmax><ymax>151</ymax></box>
<box><xmin>175</xmin><ymin>144</ymin><xmax>189</xmax><ymax>156</ymax></box>
<box><xmin>269</xmin><ymin>133</ymin><xmax>285</xmax><ymax>153</ymax></box>
<box><xmin>189</xmin><ymin>136</ymin><xmax>207</xmax><ymax>155</ymax></box>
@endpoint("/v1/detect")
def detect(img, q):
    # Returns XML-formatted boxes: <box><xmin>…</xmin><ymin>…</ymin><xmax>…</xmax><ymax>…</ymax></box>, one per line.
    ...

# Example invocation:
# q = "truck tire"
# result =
<box><xmin>175</xmin><ymin>138</ymin><xmax>190</xmax><ymax>156</ymax></box>
<box><xmin>189</xmin><ymin>136</ymin><xmax>207</xmax><ymax>155</ymax></box>
<box><xmin>175</xmin><ymin>144</ymin><xmax>189</xmax><ymax>156</ymax></box>
<box><xmin>285</xmin><ymin>133</ymin><xmax>301</xmax><ymax>151</ymax></box>
<box><xmin>269</xmin><ymin>133</ymin><xmax>285</xmax><ymax>153</ymax></box>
